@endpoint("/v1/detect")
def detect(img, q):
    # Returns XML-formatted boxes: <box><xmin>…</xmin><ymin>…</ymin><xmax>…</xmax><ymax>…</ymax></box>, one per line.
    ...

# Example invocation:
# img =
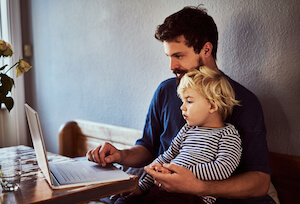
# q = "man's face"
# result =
<box><xmin>163</xmin><ymin>36</ymin><xmax>203</xmax><ymax>83</ymax></box>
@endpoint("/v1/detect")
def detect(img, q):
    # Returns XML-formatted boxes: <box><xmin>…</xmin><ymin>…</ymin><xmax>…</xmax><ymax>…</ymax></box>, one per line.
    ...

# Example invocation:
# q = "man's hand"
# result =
<box><xmin>145</xmin><ymin>163</ymin><xmax>202</xmax><ymax>195</ymax></box>
<box><xmin>86</xmin><ymin>142</ymin><xmax>121</xmax><ymax>167</ymax></box>
<box><xmin>87</xmin><ymin>144</ymin><xmax>153</xmax><ymax>168</ymax></box>
<box><xmin>146</xmin><ymin>163</ymin><xmax>271</xmax><ymax>198</ymax></box>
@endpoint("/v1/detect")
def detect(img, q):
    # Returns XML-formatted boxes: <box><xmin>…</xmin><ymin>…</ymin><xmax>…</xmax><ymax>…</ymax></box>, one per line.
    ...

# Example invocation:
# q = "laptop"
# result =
<box><xmin>24</xmin><ymin>103</ymin><xmax>130</xmax><ymax>189</ymax></box>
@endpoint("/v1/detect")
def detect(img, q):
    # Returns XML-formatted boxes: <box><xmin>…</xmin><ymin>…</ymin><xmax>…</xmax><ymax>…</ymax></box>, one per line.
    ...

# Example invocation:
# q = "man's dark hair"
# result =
<box><xmin>155</xmin><ymin>5</ymin><xmax>218</xmax><ymax>59</ymax></box>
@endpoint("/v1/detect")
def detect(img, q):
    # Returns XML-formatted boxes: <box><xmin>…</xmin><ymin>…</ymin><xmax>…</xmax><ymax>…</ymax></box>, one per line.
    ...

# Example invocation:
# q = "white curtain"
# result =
<box><xmin>0</xmin><ymin>0</ymin><xmax>27</xmax><ymax>147</ymax></box>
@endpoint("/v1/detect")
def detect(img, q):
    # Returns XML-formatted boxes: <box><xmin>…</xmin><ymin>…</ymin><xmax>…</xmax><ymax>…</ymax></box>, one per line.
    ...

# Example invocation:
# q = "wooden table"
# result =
<box><xmin>0</xmin><ymin>145</ymin><xmax>137</xmax><ymax>204</ymax></box>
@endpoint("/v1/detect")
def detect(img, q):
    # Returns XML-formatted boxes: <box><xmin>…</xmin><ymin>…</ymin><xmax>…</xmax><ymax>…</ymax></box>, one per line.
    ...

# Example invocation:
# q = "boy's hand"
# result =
<box><xmin>149</xmin><ymin>163</ymin><xmax>172</xmax><ymax>174</ymax></box>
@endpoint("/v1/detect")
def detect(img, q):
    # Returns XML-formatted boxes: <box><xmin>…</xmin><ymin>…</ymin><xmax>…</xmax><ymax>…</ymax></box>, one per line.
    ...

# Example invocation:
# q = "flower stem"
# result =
<box><xmin>4</xmin><ymin>62</ymin><xmax>18</xmax><ymax>74</ymax></box>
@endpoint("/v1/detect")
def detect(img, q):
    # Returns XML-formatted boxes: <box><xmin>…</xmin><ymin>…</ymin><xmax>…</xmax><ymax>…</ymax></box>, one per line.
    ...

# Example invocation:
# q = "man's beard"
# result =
<box><xmin>174</xmin><ymin>56</ymin><xmax>204</xmax><ymax>86</ymax></box>
<box><xmin>174</xmin><ymin>68</ymin><xmax>188</xmax><ymax>86</ymax></box>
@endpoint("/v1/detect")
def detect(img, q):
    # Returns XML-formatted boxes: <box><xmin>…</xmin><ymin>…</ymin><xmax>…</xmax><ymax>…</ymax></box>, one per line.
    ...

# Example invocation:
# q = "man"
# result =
<box><xmin>87</xmin><ymin>6</ymin><xmax>275</xmax><ymax>203</ymax></box>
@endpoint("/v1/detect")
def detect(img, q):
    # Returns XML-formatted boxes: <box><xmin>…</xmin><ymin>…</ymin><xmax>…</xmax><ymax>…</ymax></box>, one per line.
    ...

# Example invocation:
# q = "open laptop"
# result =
<box><xmin>24</xmin><ymin>103</ymin><xmax>130</xmax><ymax>189</ymax></box>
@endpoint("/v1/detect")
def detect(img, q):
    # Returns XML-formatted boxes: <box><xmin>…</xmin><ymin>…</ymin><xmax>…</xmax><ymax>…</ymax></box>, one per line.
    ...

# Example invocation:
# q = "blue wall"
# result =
<box><xmin>22</xmin><ymin>0</ymin><xmax>300</xmax><ymax>156</ymax></box>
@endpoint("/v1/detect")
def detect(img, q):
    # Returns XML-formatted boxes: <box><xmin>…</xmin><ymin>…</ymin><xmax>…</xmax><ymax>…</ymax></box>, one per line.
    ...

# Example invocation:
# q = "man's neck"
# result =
<box><xmin>205</xmin><ymin>60</ymin><xmax>219</xmax><ymax>73</ymax></box>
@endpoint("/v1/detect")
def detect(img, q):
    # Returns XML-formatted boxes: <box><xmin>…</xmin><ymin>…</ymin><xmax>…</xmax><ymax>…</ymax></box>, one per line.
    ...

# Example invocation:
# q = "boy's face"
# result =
<box><xmin>163</xmin><ymin>35</ymin><xmax>204</xmax><ymax>82</ymax></box>
<box><xmin>180</xmin><ymin>88</ymin><xmax>214</xmax><ymax>127</ymax></box>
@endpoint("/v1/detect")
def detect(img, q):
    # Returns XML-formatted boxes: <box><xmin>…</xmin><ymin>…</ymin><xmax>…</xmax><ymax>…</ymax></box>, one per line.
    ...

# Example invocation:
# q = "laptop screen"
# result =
<box><xmin>25</xmin><ymin>104</ymin><xmax>54</xmax><ymax>185</ymax></box>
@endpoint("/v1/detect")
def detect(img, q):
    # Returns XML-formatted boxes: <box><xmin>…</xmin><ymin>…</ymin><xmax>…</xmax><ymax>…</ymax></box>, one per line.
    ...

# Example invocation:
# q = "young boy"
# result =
<box><xmin>134</xmin><ymin>67</ymin><xmax>242</xmax><ymax>204</ymax></box>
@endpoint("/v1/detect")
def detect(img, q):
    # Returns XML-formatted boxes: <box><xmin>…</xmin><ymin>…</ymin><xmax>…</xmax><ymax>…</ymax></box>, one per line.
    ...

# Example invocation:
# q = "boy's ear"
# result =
<box><xmin>209</xmin><ymin>103</ymin><xmax>218</xmax><ymax>113</ymax></box>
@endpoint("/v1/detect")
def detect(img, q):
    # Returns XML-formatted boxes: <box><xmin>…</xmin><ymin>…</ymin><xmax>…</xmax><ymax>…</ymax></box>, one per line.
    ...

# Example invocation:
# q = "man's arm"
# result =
<box><xmin>120</xmin><ymin>145</ymin><xmax>154</xmax><ymax>167</ymax></box>
<box><xmin>86</xmin><ymin>143</ymin><xmax>153</xmax><ymax>168</ymax></box>
<box><xmin>145</xmin><ymin>163</ymin><xmax>270</xmax><ymax>198</ymax></box>
<box><xmin>201</xmin><ymin>170</ymin><xmax>270</xmax><ymax>198</ymax></box>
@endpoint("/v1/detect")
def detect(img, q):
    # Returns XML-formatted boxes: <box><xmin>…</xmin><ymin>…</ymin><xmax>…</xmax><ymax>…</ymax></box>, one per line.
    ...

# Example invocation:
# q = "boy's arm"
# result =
<box><xmin>139</xmin><ymin>126</ymin><xmax>186</xmax><ymax>191</ymax></box>
<box><xmin>155</xmin><ymin>124</ymin><xmax>188</xmax><ymax>164</ymax></box>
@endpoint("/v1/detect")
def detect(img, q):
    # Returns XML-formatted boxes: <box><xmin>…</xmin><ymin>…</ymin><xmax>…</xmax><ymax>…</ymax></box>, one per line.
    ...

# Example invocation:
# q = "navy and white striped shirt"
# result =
<box><xmin>139</xmin><ymin>123</ymin><xmax>242</xmax><ymax>204</ymax></box>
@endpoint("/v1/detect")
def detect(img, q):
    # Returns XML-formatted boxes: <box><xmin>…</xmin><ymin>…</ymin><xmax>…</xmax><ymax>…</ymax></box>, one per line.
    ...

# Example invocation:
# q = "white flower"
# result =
<box><xmin>16</xmin><ymin>59</ymin><xmax>32</xmax><ymax>77</ymax></box>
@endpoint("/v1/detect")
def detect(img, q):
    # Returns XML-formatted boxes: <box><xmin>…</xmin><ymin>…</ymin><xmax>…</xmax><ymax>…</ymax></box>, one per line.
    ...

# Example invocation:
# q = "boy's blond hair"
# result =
<box><xmin>177</xmin><ymin>66</ymin><xmax>240</xmax><ymax>120</ymax></box>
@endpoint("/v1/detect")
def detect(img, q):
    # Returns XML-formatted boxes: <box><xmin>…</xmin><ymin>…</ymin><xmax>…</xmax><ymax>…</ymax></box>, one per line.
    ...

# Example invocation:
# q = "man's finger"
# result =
<box><xmin>98</xmin><ymin>145</ymin><xmax>108</xmax><ymax>166</ymax></box>
<box><xmin>86</xmin><ymin>150</ymin><xmax>92</xmax><ymax>161</ymax></box>
<box><xmin>91</xmin><ymin>146</ymin><xmax>101</xmax><ymax>163</ymax></box>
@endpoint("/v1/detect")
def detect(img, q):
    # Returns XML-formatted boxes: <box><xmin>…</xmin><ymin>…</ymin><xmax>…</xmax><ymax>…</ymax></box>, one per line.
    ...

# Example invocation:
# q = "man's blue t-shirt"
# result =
<box><xmin>135</xmin><ymin>74</ymin><xmax>272</xmax><ymax>202</ymax></box>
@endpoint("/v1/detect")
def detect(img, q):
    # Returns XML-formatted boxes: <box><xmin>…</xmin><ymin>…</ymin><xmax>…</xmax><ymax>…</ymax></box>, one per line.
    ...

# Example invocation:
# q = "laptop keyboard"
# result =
<box><xmin>53</xmin><ymin>162</ymin><xmax>97</xmax><ymax>183</ymax></box>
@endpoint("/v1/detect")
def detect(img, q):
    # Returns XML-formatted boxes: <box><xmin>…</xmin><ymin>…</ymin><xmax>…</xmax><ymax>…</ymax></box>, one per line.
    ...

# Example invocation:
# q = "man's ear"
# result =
<box><xmin>209</xmin><ymin>102</ymin><xmax>218</xmax><ymax>113</ymax></box>
<box><xmin>203</xmin><ymin>42</ymin><xmax>213</xmax><ymax>58</ymax></box>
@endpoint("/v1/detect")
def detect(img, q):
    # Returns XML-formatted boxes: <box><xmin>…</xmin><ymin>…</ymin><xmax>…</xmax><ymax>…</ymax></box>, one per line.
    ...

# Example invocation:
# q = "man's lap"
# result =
<box><xmin>115</xmin><ymin>186</ymin><xmax>204</xmax><ymax>204</ymax></box>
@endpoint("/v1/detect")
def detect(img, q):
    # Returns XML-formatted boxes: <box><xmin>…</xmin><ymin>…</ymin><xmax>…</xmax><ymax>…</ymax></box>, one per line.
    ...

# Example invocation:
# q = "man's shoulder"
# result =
<box><xmin>223</xmin><ymin>72</ymin><xmax>265</xmax><ymax>129</ymax></box>
<box><xmin>158</xmin><ymin>77</ymin><xmax>177</xmax><ymax>88</ymax></box>
<box><xmin>222</xmin><ymin>73</ymin><xmax>260</xmax><ymax>104</ymax></box>
<box><xmin>155</xmin><ymin>77</ymin><xmax>177</xmax><ymax>96</ymax></box>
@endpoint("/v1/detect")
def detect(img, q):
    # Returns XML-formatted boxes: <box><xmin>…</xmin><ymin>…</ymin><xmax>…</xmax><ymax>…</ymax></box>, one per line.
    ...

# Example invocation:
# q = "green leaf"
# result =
<box><xmin>0</xmin><ymin>74</ymin><xmax>14</xmax><ymax>95</ymax></box>
<box><xmin>0</xmin><ymin>94</ymin><xmax>14</xmax><ymax>112</ymax></box>
<box><xmin>0</xmin><ymin>73</ymin><xmax>15</xmax><ymax>111</ymax></box>
<box><xmin>5</xmin><ymin>97</ymin><xmax>14</xmax><ymax>111</ymax></box>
